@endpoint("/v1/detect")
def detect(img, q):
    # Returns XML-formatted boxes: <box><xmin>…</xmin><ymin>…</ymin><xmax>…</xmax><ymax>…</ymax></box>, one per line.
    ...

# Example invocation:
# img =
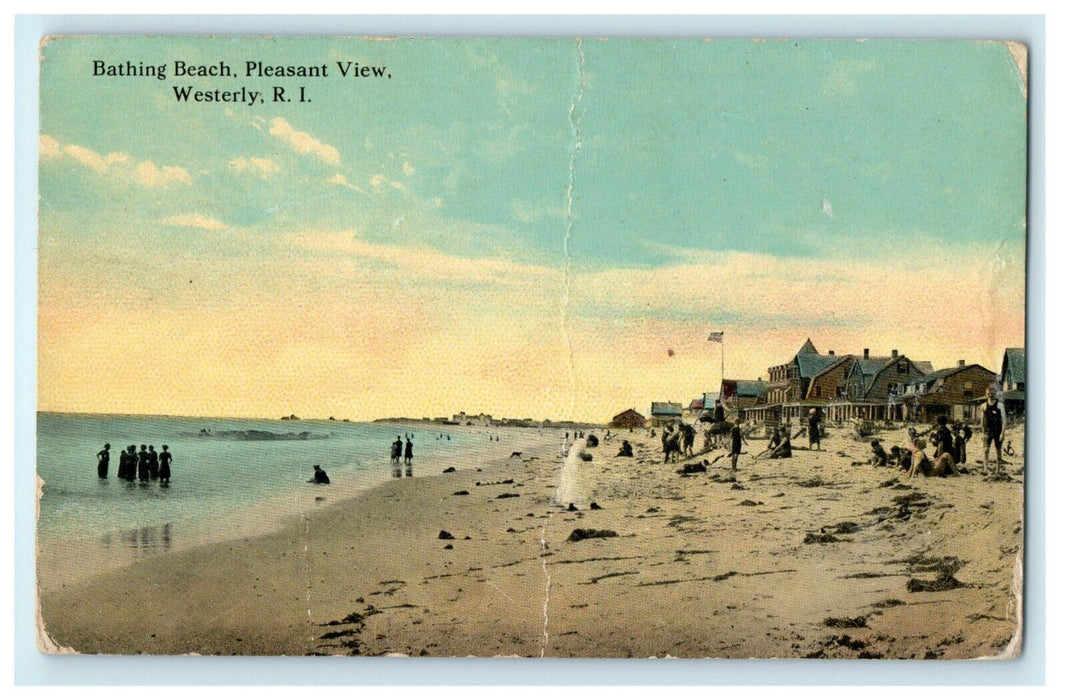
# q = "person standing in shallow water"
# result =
<box><xmin>137</xmin><ymin>444</ymin><xmax>150</xmax><ymax>481</ymax></box>
<box><xmin>96</xmin><ymin>443</ymin><xmax>110</xmax><ymax>479</ymax></box>
<box><xmin>147</xmin><ymin>445</ymin><xmax>159</xmax><ymax>479</ymax></box>
<box><xmin>158</xmin><ymin>445</ymin><xmax>172</xmax><ymax>485</ymax></box>
<box><xmin>404</xmin><ymin>437</ymin><xmax>414</xmax><ymax>466</ymax></box>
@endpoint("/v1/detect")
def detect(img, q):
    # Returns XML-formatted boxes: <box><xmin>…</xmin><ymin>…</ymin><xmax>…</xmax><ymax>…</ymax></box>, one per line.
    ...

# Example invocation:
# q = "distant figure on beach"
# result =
<box><xmin>869</xmin><ymin>440</ymin><xmax>888</xmax><ymax>467</ymax></box>
<box><xmin>404</xmin><ymin>437</ymin><xmax>414</xmax><ymax>466</ymax></box>
<box><xmin>159</xmin><ymin>445</ymin><xmax>172</xmax><ymax>485</ymax></box>
<box><xmin>308</xmin><ymin>465</ymin><xmax>330</xmax><ymax>484</ymax></box>
<box><xmin>391</xmin><ymin>436</ymin><xmax>402</xmax><ymax>464</ymax></box>
<box><xmin>147</xmin><ymin>445</ymin><xmax>159</xmax><ymax>479</ymax></box>
<box><xmin>617</xmin><ymin>440</ymin><xmax>633</xmax><ymax>458</ymax></box>
<box><xmin>981</xmin><ymin>389</ymin><xmax>1004</xmax><ymax>474</ymax></box>
<box><xmin>954</xmin><ymin>424</ymin><xmax>972</xmax><ymax>465</ymax></box>
<box><xmin>807</xmin><ymin>409</ymin><xmax>821</xmax><ymax>451</ymax></box>
<box><xmin>729</xmin><ymin>423</ymin><xmax>746</xmax><ymax>470</ymax></box>
<box><xmin>769</xmin><ymin>432</ymin><xmax>792</xmax><ymax>459</ymax></box>
<box><xmin>586</xmin><ymin>433</ymin><xmax>599</xmax><ymax>448</ymax></box>
<box><xmin>137</xmin><ymin>445</ymin><xmax>150</xmax><ymax>481</ymax></box>
<box><xmin>713</xmin><ymin>400</ymin><xmax>726</xmax><ymax>423</ymax></box>
<box><xmin>96</xmin><ymin>443</ymin><xmax>110</xmax><ymax>479</ymax></box>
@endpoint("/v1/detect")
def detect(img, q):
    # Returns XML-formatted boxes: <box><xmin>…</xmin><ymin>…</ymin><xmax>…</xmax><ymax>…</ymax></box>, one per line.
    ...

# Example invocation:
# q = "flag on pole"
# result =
<box><xmin>707</xmin><ymin>331</ymin><xmax>724</xmax><ymax>343</ymax></box>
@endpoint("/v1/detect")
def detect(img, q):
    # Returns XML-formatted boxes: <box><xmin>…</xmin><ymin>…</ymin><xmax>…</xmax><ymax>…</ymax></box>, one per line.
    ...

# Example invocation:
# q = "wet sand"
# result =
<box><xmin>38</xmin><ymin>423</ymin><xmax>1024</xmax><ymax>658</ymax></box>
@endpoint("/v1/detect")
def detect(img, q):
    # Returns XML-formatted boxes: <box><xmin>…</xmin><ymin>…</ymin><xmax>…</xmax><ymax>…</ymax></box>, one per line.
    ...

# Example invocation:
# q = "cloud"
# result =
<box><xmin>268</xmin><ymin>117</ymin><xmax>340</xmax><ymax>165</ymax></box>
<box><xmin>63</xmin><ymin>144</ymin><xmax>131</xmax><ymax>173</ymax></box>
<box><xmin>40</xmin><ymin>134</ymin><xmax>191</xmax><ymax>188</ymax></box>
<box><xmin>159</xmin><ymin>214</ymin><xmax>228</xmax><ymax>231</ymax></box>
<box><xmin>135</xmin><ymin>161</ymin><xmax>193</xmax><ymax>187</ymax></box>
<box><xmin>281</xmin><ymin>230</ymin><xmax>557</xmax><ymax>286</ymax></box>
<box><xmin>368</xmin><ymin>173</ymin><xmax>406</xmax><ymax>192</ymax></box>
<box><xmin>39</xmin><ymin>135</ymin><xmax>62</xmax><ymax>160</ymax></box>
<box><xmin>328</xmin><ymin>173</ymin><xmax>368</xmax><ymax>195</ymax></box>
<box><xmin>230</xmin><ymin>157</ymin><xmax>281</xmax><ymax>178</ymax></box>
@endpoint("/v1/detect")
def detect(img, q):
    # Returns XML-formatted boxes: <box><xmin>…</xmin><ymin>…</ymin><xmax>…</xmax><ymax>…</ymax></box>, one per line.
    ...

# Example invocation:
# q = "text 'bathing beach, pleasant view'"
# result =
<box><xmin>37</xmin><ymin>340</ymin><xmax>1025</xmax><ymax>659</ymax></box>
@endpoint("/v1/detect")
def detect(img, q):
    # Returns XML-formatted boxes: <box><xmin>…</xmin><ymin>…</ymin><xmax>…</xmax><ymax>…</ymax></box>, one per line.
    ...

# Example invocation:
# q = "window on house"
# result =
<box><xmin>964</xmin><ymin>381</ymin><xmax>973</xmax><ymax>390</ymax></box>
<box><xmin>815</xmin><ymin>386</ymin><xmax>822</xmax><ymax>397</ymax></box>
<box><xmin>897</xmin><ymin>361</ymin><xmax>907</xmax><ymax>373</ymax></box>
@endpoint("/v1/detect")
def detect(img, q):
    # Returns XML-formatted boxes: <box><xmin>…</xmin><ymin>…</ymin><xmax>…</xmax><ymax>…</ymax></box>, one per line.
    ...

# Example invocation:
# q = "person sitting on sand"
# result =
<box><xmin>96</xmin><ymin>443</ymin><xmax>110</xmax><ymax>479</ymax></box>
<box><xmin>869</xmin><ymin>439</ymin><xmax>888</xmax><ymax>467</ymax></box>
<box><xmin>769</xmin><ymin>431</ymin><xmax>792</xmax><ymax>459</ymax></box>
<box><xmin>768</xmin><ymin>427</ymin><xmax>781</xmax><ymax>452</ymax></box>
<box><xmin>308</xmin><ymin>465</ymin><xmax>330</xmax><ymax>484</ymax></box>
<box><xmin>807</xmin><ymin>408</ymin><xmax>822</xmax><ymax>451</ymax></box>
<box><xmin>616</xmin><ymin>440</ymin><xmax>633</xmax><ymax>458</ymax></box>
<box><xmin>159</xmin><ymin>445</ymin><xmax>172</xmax><ymax>485</ymax></box>
<box><xmin>907</xmin><ymin>437</ymin><xmax>959</xmax><ymax>479</ymax></box>
<box><xmin>889</xmin><ymin>445</ymin><xmax>911</xmax><ymax>472</ymax></box>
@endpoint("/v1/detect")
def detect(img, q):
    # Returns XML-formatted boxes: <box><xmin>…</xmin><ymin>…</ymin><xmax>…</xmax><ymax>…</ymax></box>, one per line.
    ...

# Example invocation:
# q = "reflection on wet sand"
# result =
<box><xmin>101</xmin><ymin>522</ymin><xmax>173</xmax><ymax>553</ymax></box>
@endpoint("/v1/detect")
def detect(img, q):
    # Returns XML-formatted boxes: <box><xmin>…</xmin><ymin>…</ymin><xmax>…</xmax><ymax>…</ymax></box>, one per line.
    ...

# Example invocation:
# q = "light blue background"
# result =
<box><xmin>14</xmin><ymin>13</ymin><xmax>1046</xmax><ymax>685</ymax></box>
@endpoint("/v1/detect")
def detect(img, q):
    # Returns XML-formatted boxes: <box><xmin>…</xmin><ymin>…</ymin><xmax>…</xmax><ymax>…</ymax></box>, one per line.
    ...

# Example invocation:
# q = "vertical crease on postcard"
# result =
<box><xmin>560</xmin><ymin>37</ymin><xmax>585</xmax><ymax>419</ymax></box>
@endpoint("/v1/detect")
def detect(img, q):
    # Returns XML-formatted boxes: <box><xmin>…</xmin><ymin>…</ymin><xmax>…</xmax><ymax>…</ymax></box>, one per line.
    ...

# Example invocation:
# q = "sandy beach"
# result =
<box><xmin>38</xmin><ymin>422</ymin><xmax>1024</xmax><ymax>659</ymax></box>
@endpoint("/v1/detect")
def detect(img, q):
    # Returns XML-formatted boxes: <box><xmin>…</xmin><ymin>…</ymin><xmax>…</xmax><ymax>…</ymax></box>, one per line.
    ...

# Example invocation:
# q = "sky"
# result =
<box><xmin>38</xmin><ymin>37</ymin><xmax>1027</xmax><ymax>422</ymax></box>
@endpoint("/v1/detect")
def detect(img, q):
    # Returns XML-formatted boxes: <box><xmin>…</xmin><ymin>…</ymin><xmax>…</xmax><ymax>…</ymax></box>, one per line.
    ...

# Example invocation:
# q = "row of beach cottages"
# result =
<box><xmin>721</xmin><ymin>339</ymin><xmax>1025</xmax><ymax>426</ymax></box>
<box><xmin>609</xmin><ymin>341</ymin><xmax>1024</xmax><ymax>430</ymax></box>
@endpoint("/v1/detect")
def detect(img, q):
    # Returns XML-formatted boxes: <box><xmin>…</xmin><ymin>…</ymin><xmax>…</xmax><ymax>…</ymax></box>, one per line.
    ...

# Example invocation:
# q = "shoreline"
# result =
<box><xmin>38</xmin><ymin>424</ymin><xmax>1023</xmax><ymax>658</ymax></box>
<box><xmin>36</xmin><ymin>422</ymin><xmax>559</xmax><ymax>593</ymax></box>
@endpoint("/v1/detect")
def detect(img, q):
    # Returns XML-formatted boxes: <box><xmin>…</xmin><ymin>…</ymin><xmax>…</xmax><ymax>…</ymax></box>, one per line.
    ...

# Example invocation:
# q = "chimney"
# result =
<box><xmin>958</xmin><ymin>359</ymin><xmax>966</xmax><ymax>367</ymax></box>
<box><xmin>863</xmin><ymin>348</ymin><xmax>870</xmax><ymax>359</ymax></box>
<box><xmin>828</xmin><ymin>350</ymin><xmax>835</xmax><ymax>356</ymax></box>
<box><xmin>892</xmin><ymin>349</ymin><xmax>898</xmax><ymax>358</ymax></box>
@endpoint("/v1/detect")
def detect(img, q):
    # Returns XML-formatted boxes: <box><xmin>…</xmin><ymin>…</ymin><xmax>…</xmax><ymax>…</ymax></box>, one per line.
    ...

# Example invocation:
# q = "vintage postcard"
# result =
<box><xmin>36</xmin><ymin>36</ymin><xmax>1027</xmax><ymax>659</ymax></box>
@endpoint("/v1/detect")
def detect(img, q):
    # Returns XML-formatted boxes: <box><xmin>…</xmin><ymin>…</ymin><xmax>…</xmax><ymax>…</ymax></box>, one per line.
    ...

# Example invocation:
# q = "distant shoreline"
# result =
<box><xmin>36</xmin><ymin>410</ymin><xmax>607</xmax><ymax>429</ymax></box>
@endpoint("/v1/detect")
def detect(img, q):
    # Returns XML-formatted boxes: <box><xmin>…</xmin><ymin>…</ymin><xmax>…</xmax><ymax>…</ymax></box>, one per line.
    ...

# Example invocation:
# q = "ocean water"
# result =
<box><xmin>36</xmin><ymin>413</ymin><xmax>538</xmax><ymax>588</ymax></box>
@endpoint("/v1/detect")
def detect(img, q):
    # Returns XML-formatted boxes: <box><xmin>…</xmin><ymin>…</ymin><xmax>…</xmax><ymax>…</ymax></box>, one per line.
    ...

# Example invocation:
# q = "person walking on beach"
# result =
<box><xmin>729</xmin><ymin>422</ymin><xmax>746</xmax><ymax>471</ymax></box>
<box><xmin>159</xmin><ymin>445</ymin><xmax>172</xmax><ymax>485</ymax></box>
<box><xmin>96</xmin><ymin>443</ymin><xmax>111</xmax><ymax>479</ymax></box>
<box><xmin>137</xmin><ymin>444</ymin><xmax>150</xmax><ymax>481</ymax></box>
<box><xmin>807</xmin><ymin>409</ymin><xmax>822</xmax><ymax>451</ymax></box>
<box><xmin>404</xmin><ymin>437</ymin><xmax>414</xmax><ymax>466</ymax></box>
<box><xmin>981</xmin><ymin>389</ymin><xmax>1005</xmax><ymax>474</ymax></box>
<box><xmin>147</xmin><ymin>445</ymin><xmax>160</xmax><ymax>479</ymax></box>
